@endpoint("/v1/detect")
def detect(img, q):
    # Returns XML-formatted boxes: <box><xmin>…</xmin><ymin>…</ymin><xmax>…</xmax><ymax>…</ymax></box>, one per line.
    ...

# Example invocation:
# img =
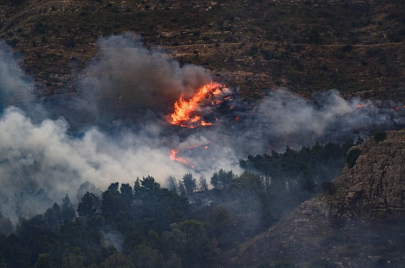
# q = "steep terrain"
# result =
<box><xmin>227</xmin><ymin>130</ymin><xmax>405</xmax><ymax>267</ymax></box>
<box><xmin>0</xmin><ymin>0</ymin><xmax>404</xmax><ymax>100</ymax></box>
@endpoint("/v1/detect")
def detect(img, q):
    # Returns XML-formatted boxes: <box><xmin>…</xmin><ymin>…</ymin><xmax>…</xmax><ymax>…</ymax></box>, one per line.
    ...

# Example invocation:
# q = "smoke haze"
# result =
<box><xmin>0</xmin><ymin>34</ymin><xmax>404</xmax><ymax>220</ymax></box>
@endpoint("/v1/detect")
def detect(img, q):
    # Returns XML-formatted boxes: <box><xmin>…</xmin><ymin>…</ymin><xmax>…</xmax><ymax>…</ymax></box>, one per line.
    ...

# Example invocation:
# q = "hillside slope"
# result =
<box><xmin>226</xmin><ymin>130</ymin><xmax>405</xmax><ymax>267</ymax></box>
<box><xmin>0</xmin><ymin>0</ymin><xmax>404</xmax><ymax>100</ymax></box>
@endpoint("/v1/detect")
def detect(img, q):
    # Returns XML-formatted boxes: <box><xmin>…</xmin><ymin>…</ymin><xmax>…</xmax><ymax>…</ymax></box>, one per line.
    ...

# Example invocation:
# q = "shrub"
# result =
<box><xmin>371</xmin><ymin>258</ymin><xmax>389</xmax><ymax>268</ymax></box>
<box><xmin>346</xmin><ymin>148</ymin><xmax>361</xmax><ymax>168</ymax></box>
<box><xmin>257</xmin><ymin>262</ymin><xmax>270</xmax><ymax>268</ymax></box>
<box><xmin>274</xmin><ymin>261</ymin><xmax>296</xmax><ymax>268</ymax></box>
<box><xmin>373</xmin><ymin>131</ymin><xmax>387</xmax><ymax>142</ymax></box>
<box><xmin>338</xmin><ymin>244</ymin><xmax>359</xmax><ymax>257</ymax></box>
<box><xmin>320</xmin><ymin>234</ymin><xmax>344</xmax><ymax>247</ymax></box>
<box><xmin>341</xmin><ymin>45</ymin><xmax>353</xmax><ymax>53</ymax></box>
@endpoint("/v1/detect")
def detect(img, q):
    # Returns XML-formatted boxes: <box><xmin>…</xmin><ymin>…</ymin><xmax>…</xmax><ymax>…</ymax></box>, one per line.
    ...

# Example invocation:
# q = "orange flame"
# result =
<box><xmin>170</xmin><ymin>82</ymin><xmax>222</xmax><ymax>128</ymax></box>
<box><xmin>201</xmin><ymin>121</ymin><xmax>213</xmax><ymax>126</ymax></box>
<box><xmin>170</xmin><ymin>149</ymin><xmax>189</xmax><ymax>165</ymax></box>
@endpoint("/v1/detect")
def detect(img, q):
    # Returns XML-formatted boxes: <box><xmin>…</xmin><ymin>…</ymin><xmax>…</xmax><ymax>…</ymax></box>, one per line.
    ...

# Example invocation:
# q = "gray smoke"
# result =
<box><xmin>229</xmin><ymin>88</ymin><xmax>401</xmax><ymax>154</ymax></box>
<box><xmin>171</xmin><ymin>88</ymin><xmax>405</xmax><ymax>168</ymax></box>
<box><xmin>71</xmin><ymin>33</ymin><xmax>212</xmax><ymax>127</ymax></box>
<box><xmin>0</xmin><ymin>42</ymin><xmax>33</xmax><ymax>108</ymax></box>
<box><xmin>0</xmin><ymin>33</ymin><xmax>404</xmax><ymax>221</ymax></box>
<box><xmin>0</xmin><ymin>107</ymin><xmax>193</xmax><ymax>220</ymax></box>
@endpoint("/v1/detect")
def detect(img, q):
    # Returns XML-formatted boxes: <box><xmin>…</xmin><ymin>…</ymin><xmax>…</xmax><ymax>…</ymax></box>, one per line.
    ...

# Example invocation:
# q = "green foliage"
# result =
<box><xmin>182</xmin><ymin>174</ymin><xmax>196</xmax><ymax>194</ymax></box>
<box><xmin>77</xmin><ymin>192</ymin><xmax>100</xmax><ymax>218</ymax></box>
<box><xmin>61</xmin><ymin>195</ymin><xmax>76</xmax><ymax>221</ymax></box>
<box><xmin>346</xmin><ymin>148</ymin><xmax>361</xmax><ymax>168</ymax></box>
<box><xmin>62</xmin><ymin>254</ymin><xmax>84</xmax><ymax>268</ymax></box>
<box><xmin>120</xmin><ymin>183</ymin><xmax>133</xmax><ymax>206</ymax></box>
<box><xmin>35</xmin><ymin>254</ymin><xmax>52</xmax><ymax>268</ymax></box>
<box><xmin>240</xmin><ymin>140</ymin><xmax>355</xmax><ymax>215</ymax></box>
<box><xmin>168</xmin><ymin>220</ymin><xmax>219</xmax><ymax>267</ymax></box>
<box><xmin>198</xmin><ymin>177</ymin><xmax>208</xmax><ymax>191</ymax></box>
<box><xmin>257</xmin><ymin>262</ymin><xmax>270</xmax><ymax>268</ymax></box>
<box><xmin>241</xmin><ymin>141</ymin><xmax>354</xmax><ymax>191</ymax></box>
<box><xmin>210</xmin><ymin>207</ymin><xmax>234</xmax><ymax>236</ymax></box>
<box><xmin>210</xmin><ymin>169</ymin><xmax>234</xmax><ymax>190</ymax></box>
<box><xmin>274</xmin><ymin>261</ymin><xmax>296</xmax><ymax>268</ymax></box>
<box><xmin>102</xmin><ymin>185</ymin><xmax>128</xmax><ymax>219</ymax></box>
<box><xmin>101</xmin><ymin>253</ymin><xmax>133</xmax><ymax>268</ymax></box>
<box><xmin>166</xmin><ymin>253</ymin><xmax>182</xmax><ymax>268</ymax></box>
<box><xmin>373</xmin><ymin>131</ymin><xmax>387</xmax><ymax>142</ymax></box>
<box><xmin>0</xmin><ymin>218</ymin><xmax>14</xmax><ymax>236</ymax></box>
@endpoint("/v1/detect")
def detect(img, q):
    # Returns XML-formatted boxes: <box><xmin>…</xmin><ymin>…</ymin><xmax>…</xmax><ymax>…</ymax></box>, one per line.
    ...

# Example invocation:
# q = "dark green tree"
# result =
<box><xmin>182</xmin><ymin>174</ymin><xmax>196</xmax><ymax>194</ymax></box>
<box><xmin>35</xmin><ymin>254</ymin><xmax>52</xmax><ymax>268</ymax></box>
<box><xmin>61</xmin><ymin>195</ymin><xmax>76</xmax><ymax>221</ymax></box>
<box><xmin>77</xmin><ymin>192</ymin><xmax>101</xmax><ymax>218</ymax></box>
<box><xmin>199</xmin><ymin>177</ymin><xmax>208</xmax><ymax>192</ymax></box>
<box><xmin>120</xmin><ymin>184</ymin><xmax>133</xmax><ymax>206</ymax></box>
<box><xmin>210</xmin><ymin>169</ymin><xmax>234</xmax><ymax>190</ymax></box>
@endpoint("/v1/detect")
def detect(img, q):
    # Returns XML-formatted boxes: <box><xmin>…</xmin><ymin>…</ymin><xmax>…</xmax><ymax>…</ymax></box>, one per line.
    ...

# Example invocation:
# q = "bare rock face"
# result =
<box><xmin>226</xmin><ymin>130</ymin><xmax>405</xmax><ymax>268</ymax></box>
<box><xmin>331</xmin><ymin>130</ymin><xmax>405</xmax><ymax>219</ymax></box>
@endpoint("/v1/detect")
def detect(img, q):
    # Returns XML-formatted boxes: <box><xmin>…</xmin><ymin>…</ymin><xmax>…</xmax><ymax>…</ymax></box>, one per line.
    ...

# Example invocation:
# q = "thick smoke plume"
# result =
<box><xmin>0</xmin><ymin>34</ymin><xmax>404</xmax><ymax>221</ymax></box>
<box><xmin>71</xmin><ymin>34</ymin><xmax>212</xmax><ymax>127</ymax></box>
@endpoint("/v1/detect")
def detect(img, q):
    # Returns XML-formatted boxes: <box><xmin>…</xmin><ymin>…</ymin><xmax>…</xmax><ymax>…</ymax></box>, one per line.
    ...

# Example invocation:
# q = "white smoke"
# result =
<box><xmin>0</xmin><ymin>107</ymin><xmax>193</xmax><ymax>220</ymax></box>
<box><xmin>0</xmin><ymin>34</ymin><xmax>403</xmax><ymax>221</ymax></box>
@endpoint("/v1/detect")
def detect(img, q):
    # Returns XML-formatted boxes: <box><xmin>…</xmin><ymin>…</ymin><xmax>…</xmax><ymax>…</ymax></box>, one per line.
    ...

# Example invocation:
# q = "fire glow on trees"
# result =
<box><xmin>170</xmin><ymin>82</ymin><xmax>224</xmax><ymax>128</ymax></box>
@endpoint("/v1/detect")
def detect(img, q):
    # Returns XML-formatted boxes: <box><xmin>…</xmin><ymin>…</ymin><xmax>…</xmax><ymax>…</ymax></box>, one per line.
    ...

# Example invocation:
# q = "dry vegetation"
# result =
<box><xmin>0</xmin><ymin>0</ymin><xmax>404</xmax><ymax>100</ymax></box>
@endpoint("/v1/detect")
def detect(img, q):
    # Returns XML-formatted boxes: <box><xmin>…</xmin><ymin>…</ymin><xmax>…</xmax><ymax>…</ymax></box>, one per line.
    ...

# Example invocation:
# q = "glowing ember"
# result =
<box><xmin>201</xmin><ymin>121</ymin><xmax>213</xmax><ymax>126</ymax></box>
<box><xmin>170</xmin><ymin>149</ymin><xmax>189</xmax><ymax>165</ymax></box>
<box><xmin>356</xmin><ymin>104</ymin><xmax>367</xmax><ymax>108</ymax></box>
<box><xmin>170</xmin><ymin>82</ymin><xmax>223</xmax><ymax>128</ymax></box>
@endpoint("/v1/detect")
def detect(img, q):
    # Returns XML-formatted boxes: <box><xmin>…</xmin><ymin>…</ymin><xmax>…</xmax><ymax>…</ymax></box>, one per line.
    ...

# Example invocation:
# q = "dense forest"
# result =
<box><xmin>0</xmin><ymin>139</ymin><xmax>361</xmax><ymax>268</ymax></box>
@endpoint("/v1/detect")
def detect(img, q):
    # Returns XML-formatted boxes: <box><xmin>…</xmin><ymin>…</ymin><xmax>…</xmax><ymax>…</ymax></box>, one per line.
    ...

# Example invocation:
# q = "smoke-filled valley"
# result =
<box><xmin>1</xmin><ymin>32</ymin><xmax>405</xmax><ymax>268</ymax></box>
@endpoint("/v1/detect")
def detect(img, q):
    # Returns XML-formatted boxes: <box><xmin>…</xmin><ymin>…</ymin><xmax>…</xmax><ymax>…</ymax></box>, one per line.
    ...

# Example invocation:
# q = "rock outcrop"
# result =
<box><xmin>226</xmin><ymin>130</ymin><xmax>405</xmax><ymax>268</ymax></box>
<box><xmin>330</xmin><ymin>130</ymin><xmax>405</xmax><ymax>219</ymax></box>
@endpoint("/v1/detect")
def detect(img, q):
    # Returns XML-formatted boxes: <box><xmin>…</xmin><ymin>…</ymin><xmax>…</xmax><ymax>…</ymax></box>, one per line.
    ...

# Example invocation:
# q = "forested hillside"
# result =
<box><xmin>0</xmin><ymin>141</ymin><xmax>356</xmax><ymax>268</ymax></box>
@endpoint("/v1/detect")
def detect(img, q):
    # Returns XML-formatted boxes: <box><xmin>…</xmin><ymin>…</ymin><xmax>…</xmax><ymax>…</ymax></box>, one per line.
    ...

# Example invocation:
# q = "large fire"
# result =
<box><xmin>169</xmin><ymin>82</ymin><xmax>231</xmax><ymax>166</ymax></box>
<box><xmin>170</xmin><ymin>82</ymin><xmax>223</xmax><ymax>128</ymax></box>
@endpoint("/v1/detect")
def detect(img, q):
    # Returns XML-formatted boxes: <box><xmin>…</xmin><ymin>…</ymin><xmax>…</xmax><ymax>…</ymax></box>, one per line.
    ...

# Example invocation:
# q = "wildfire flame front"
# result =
<box><xmin>170</xmin><ymin>82</ymin><xmax>223</xmax><ymax>128</ymax></box>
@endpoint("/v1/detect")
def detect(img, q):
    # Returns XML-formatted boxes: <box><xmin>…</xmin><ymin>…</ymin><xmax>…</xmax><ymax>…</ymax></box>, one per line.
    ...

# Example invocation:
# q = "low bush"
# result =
<box><xmin>373</xmin><ymin>131</ymin><xmax>387</xmax><ymax>142</ymax></box>
<box><xmin>346</xmin><ymin>148</ymin><xmax>361</xmax><ymax>168</ymax></box>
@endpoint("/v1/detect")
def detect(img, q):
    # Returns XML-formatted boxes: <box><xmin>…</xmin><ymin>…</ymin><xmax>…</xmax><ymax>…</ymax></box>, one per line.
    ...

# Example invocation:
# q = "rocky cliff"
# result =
<box><xmin>226</xmin><ymin>130</ymin><xmax>405</xmax><ymax>268</ymax></box>
<box><xmin>331</xmin><ymin>130</ymin><xmax>405</xmax><ymax>219</ymax></box>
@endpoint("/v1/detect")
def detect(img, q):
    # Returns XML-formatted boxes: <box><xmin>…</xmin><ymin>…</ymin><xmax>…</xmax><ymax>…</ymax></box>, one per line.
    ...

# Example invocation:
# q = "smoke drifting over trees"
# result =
<box><xmin>0</xmin><ymin>34</ymin><xmax>404</xmax><ymax>222</ymax></box>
